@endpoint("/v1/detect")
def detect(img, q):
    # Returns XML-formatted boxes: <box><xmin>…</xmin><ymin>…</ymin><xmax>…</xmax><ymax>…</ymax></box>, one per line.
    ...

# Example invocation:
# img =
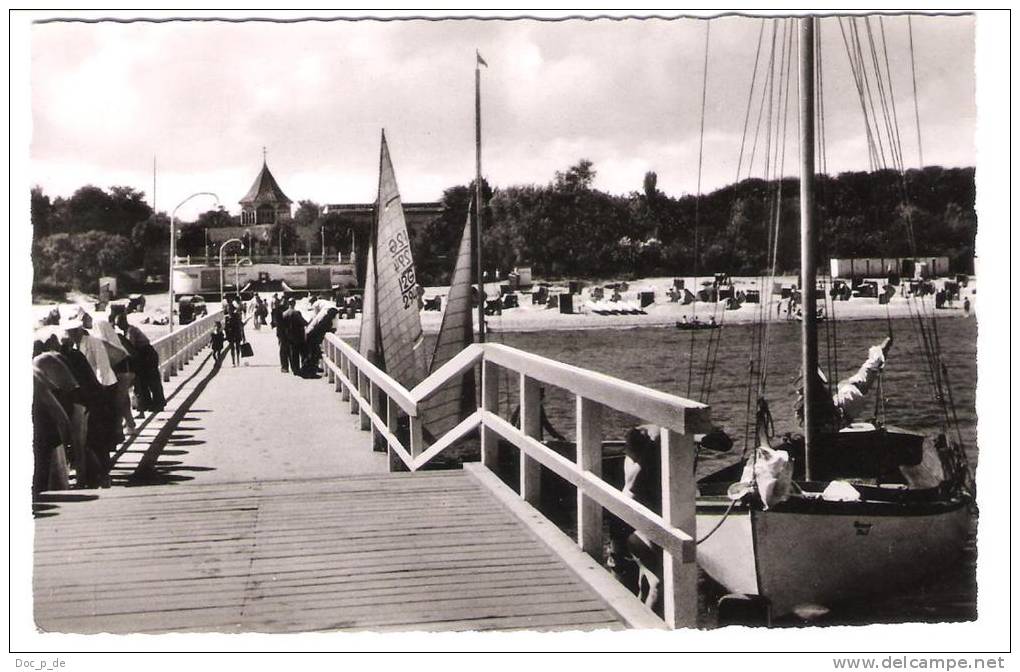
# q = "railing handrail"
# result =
<box><xmin>150</xmin><ymin>309</ymin><xmax>220</xmax><ymax>349</ymax></box>
<box><xmin>325</xmin><ymin>335</ymin><xmax>709</xmax><ymax>433</ymax></box>
<box><xmin>481</xmin><ymin>343</ymin><xmax>709</xmax><ymax>434</ymax></box>
<box><xmin>174</xmin><ymin>254</ymin><xmax>356</xmax><ymax>266</ymax></box>
<box><xmin>408</xmin><ymin>343</ymin><xmax>484</xmax><ymax>405</ymax></box>
<box><xmin>151</xmin><ymin>310</ymin><xmax>221</xmax><ymax>379</ymax></box>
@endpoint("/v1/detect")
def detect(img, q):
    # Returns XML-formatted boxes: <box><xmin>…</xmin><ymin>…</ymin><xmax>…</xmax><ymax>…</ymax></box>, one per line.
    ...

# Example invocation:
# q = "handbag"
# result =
<box><xmin>239</xmin><ymin>341</ymin><xmax>254</xmax><ymax>358</ymax></box>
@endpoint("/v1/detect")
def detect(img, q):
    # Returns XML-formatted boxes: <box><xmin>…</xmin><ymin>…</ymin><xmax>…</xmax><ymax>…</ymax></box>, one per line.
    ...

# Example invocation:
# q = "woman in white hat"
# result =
<box><xmin>94</xmin><ymin>320</ymin><xmax>135</xmax><ymax>435</ymax></box>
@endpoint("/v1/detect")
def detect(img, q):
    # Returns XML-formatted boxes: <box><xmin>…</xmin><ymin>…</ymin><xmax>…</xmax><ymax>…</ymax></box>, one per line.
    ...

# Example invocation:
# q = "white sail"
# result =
<box><xmin>371</xmin><ymin>132</ymin><xmax>428</xmax><ymax>390</ymax></box>
<box><xmin>422</xmin><ymin>211</ymin><xmax>477</xmax><ymax>438</ymax></box>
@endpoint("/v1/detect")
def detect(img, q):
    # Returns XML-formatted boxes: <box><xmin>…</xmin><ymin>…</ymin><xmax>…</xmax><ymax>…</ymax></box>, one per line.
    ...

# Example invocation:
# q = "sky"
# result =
<box><xmin>29</xmin><ymin>13</ymin><xmax>975</xmax><ymax>219</ymax></box>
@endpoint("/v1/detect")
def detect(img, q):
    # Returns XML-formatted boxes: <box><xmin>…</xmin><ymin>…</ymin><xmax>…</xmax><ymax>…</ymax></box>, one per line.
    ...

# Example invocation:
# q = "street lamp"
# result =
<box><xmin>169</xmin><ymin>191</ymin><xmax>220</xmax><ymax>333</ymax></box>
<box><xmin>219</xmin><ymin>238</ymin><xmax>244</xmax><ymax>305</ymax></box>
<box><xmin>234</xmin><ymin>257</ymin><xmax>253</xmax><ymax>294</ymax></box>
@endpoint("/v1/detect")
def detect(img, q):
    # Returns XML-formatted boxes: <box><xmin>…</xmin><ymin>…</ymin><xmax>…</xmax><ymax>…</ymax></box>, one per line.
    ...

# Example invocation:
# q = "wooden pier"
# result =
<box><xmin>34</xmin><ymin>320</ymin><xmax>709</xmax><ymax>633</ymax></box>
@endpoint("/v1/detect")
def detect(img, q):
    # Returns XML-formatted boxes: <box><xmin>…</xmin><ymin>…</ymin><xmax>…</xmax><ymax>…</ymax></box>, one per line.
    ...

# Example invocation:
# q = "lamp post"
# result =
<box><xmin>321</xmin><ymin>225</ymin><xmax>326</xmax><ymax>263</ymax></box>
<box><xmin>234</xmin><ymin>257</ymin><xmax>252</xmax><ymax>294</ymax></box>
<box><xmin>219</xmin><ymin>238</ymin><xmax>244</xmax><ymax>305</ymax></box>
<box><xmin>169</xmin><ymin>192</ymin><xmax>219</xmax><ymax>333</ymax></box>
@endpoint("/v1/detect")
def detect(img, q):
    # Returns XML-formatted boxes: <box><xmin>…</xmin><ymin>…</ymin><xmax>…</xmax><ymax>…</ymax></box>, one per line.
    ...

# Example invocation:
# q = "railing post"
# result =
<box><xmin>358</xmin><ymin>372</ymin><xmax>370</xmax><ymax>426</ymax></box>
<box><xmin>480</xmin><ymin>357</ymin><xmax>499</xmax><ymax>471</ymax></box>
<box><xmin>161</xmin><ymin>342</ymin><xmax>171</xmax><ymax>382</ymax></box>
<box><xmin>576</xmin><ymin>396</ymin><xmax>604</xmax><ymax>561</ymax></box>
<box><xmin>409</xmin><ymin>416</ymin><xmax>424</xmax><ymax>459</ymax></box>
<box><xmin>349</xmin><ymin>364</ymin><xmax>359</xmax><ymax>414</ymax></box>
<box><xmin>386</xmin><ymin>397</ymin><xmax>402</xmax><ymax>472</ymax></box>
<box><xmin>370</xmin><ymin>382</ymin><xmax>384</xmax><ymax>445</ymax></box>
<box><xmin>660</xmin><ymin>427</ymin><xmax>697</xmax><ymax>629</ymax></box>
<box><xmin>326</xmin><ymin>341</ymin><xmax>336</xmax><ymax>385</ymax></box>
<box><xmin>519</xmin><ymin>374</ymin><xmax>542</xmax><ymax>505</ymax></box>
<box><xmin>340</xmin><ymin>354</ymin><xmax>350</xmax><ymax>400</ymax></box>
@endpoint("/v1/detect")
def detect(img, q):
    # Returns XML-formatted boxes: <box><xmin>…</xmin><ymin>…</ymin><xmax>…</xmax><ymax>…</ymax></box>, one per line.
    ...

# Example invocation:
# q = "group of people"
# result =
<box><xmin>270</xmin><ymin>293</ymin><xmax>339</xmax><ymax>379</ymax></box>
<box><xmin>32</xmin><ymin>305</ymin><xmax>166</xmax><ymax>496</ymax></box>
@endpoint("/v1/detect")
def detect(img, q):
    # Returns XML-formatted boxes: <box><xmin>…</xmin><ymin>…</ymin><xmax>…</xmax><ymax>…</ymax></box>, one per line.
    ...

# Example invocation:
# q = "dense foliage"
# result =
<box><xmin>418</xmin><ymin>162</ymin><xmax>977</xmax><ymax>285</ymax></box>
<box><xmin>30</xmin><ymin>162</ymin><xmax>976</xmax><ymax>294</ymax></box>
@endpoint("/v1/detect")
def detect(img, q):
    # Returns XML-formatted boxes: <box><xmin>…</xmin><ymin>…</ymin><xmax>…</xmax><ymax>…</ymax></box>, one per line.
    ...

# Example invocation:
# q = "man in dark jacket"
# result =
<box><xmin>281</xmin><ymin>299</ymin><xmax>306</xmax><ymax>376</ymax></box>
<box><xmin>272</xmin><ymin>296</ymin><xmax>289</xmax><ymax>373</ymax></box>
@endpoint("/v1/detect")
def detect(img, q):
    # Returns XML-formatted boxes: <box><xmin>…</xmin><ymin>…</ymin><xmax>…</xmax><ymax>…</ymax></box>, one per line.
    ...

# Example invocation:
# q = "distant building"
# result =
<box><xmin>321</xmin><ymin>202</ymin><xmax>444</xmax><ymax>235</ymax></box>
<box><xmin>239</xmin><ymin>158</ymin><xmax>293</xmax><ymax>225</ymax></box>
<box><xmin>208</xmin><ymin>157</ymin><xmax>442</xmax><ymax>266</ymax></box>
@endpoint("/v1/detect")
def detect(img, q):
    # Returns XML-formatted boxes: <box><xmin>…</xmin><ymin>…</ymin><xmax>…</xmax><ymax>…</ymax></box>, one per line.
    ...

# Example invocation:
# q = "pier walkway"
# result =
<box><xmin>34</xmin><ymin>318</ymin><xmax>709</xmax><ymax>633</ymax></box>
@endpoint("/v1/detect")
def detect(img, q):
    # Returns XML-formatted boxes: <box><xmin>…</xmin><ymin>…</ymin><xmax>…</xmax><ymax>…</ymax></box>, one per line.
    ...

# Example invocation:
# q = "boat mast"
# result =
<box><xmin>475</xmin><ymin>52</ymin><xmax>486</xmax><ymax>343</ymax></box>
<box><xmin>799</xmin><ymin>16</ymin><xmax>819</xmax><ymax>479</ymax></box>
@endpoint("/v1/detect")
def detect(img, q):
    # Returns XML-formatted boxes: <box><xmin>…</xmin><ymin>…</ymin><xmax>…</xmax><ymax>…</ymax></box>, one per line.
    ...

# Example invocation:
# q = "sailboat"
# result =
<box><xmin>693</xmin><ymin>17</ymin><xmax>973</xmax><ymax>620</ymax></box>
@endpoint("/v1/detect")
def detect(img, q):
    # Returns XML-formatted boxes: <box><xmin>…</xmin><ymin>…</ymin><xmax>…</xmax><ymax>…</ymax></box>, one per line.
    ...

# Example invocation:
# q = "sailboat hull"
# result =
<box><xmin>696</xmin><ymin>495</ymin><xmax>971</xmax><ymax>618</ymax></box>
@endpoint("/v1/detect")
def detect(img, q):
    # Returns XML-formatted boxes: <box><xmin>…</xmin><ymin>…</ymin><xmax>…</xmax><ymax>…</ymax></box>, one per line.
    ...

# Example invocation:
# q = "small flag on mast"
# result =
<box><xmin>476</xmin><ymin>50</ymin><xmax>488</xmax><ymax>68</ymax></box>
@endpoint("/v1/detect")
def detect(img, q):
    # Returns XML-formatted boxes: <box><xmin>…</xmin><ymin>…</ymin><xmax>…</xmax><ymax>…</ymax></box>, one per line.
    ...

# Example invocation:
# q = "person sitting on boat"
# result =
<box><xmin>832</xmin><ymin>336</ymin><xmax>893</xmax><ymax>424</ymax></box>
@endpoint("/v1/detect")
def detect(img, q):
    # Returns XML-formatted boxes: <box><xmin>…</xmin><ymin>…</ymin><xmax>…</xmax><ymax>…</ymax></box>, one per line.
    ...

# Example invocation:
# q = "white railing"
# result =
<box><xmin>152</xmin><ymin>311</ymin><xmax>221</xmax><ymax>381</ymax></box>
<box><xmin>174</xmin><ymin>253</ymin><xmax>356</xmax><ymax>266</ymax></box>
<box><xmin>322</xmin><ymin>333</ymin><xmax>711</xmax><ymax>629</ymax></box>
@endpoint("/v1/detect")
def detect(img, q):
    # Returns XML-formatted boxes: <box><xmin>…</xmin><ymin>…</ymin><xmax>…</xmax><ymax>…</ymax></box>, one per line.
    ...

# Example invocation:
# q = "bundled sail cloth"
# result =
<box><xmin>422</xmin><ymin>212</ymin><xmax>477</xmax><ymax>438</ymax></box>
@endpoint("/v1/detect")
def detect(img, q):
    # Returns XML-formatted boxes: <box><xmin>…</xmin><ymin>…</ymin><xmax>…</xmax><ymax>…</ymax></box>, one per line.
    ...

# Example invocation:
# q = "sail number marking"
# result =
<box><xmin>387</xmin><ymin>231</ymin><xmax>418</xmax><ymax>309</ymax></box>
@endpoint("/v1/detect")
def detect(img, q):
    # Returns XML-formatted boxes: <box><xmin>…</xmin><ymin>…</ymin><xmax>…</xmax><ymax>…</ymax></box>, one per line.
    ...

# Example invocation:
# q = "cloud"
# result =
<box><xmin>30</xmin><ymin>14</ymin><xmax>975</xmax><ymax>211</ymax></box>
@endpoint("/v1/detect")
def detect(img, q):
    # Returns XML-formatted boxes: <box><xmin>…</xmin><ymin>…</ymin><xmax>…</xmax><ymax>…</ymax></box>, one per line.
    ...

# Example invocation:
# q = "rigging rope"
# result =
<box><xmin>736</xmin><ymin>19</ymin><xmax>767</xmax><ymax>183</ymax></box>
<box><xmin>835</xmin><ymin>15</ymin><xmax>965</xmax><ymax>445</ymax></box>
<box><xmin>685</xmin><ymin>21</ymin><xmax>711</xmax><ymax>400</ymax></box>
<box><xmin>907</xmin><ymin>16</ymin><xmax>925</xmax><ymax>168</ymax></box>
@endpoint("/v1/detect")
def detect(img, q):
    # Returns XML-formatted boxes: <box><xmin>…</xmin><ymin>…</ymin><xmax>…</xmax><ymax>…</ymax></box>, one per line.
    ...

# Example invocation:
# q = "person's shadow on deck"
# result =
<box><xmin>119</xmin><ymin>350</ymin><xmax>225</xmax><ymax>487</ymax></box>
<box><xmin>32</xmin><ymin>493</ymin><xmax>100</xmax><ymax>519</ymax></box>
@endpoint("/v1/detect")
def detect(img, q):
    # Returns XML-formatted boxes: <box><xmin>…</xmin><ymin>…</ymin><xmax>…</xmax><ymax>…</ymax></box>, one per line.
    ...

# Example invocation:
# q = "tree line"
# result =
<box><xmin>416</xmin><ymin>161</ymin><xmax>976</xmax><ymax>286</ymax></box>
<box><xmin>31</xmin><ymin>161</ymin><xmax>976</xmax><ymax>296</ymax></box>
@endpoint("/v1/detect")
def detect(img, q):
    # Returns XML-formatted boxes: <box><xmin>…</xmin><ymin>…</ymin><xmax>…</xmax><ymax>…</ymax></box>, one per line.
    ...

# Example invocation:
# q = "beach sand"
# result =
<box><xmin>31</xmin><ymin>274</ymin><xmax>976</xmax><ymax>341</ymax></box>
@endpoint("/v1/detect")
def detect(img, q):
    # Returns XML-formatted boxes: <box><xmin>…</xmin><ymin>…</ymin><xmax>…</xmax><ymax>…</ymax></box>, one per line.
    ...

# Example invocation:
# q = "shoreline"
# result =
<box><xmin>330</xmin><ymin>292</ymin><xmax>974</xmax><ymax>337</ymax></box>
<box><xmin>32</xmin><ymin>274</ymin><xmax>976</xmax><ymax>340</ymax></box>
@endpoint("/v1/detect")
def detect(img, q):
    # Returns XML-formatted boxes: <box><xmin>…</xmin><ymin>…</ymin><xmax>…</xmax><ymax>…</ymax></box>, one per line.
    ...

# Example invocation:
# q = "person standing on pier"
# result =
<box><xmin>254</xmin><ymin>295</ymin><xmax>269</xmax><ymax>329</ymax></box>
<box><xmin>210</xmin><ymin>322</ymin><xmax>225</xmax><ymax>363</ymax></box>
<box><xmin>272</xmin><ymin>296</ymin><xmax>290</xmax><ymax>373</ymax></box>
<box><xmin>281</xmin><ymin>298</ymin><xmax>306</xmax><ymax>376</ymax></box>
<box><xmin>223</xmin><ymin>306</ymin><xmax>245</xmax><ymax>367</ymax></box>
<box><xmin>115</xmin><ymin>312</ymin><xmax>166</xmax><ymax>415</ymax></box>
<box><xmin>61</xmin><ymin>320</ymin><xmax>119</xmax><ymax>487</ymax></box>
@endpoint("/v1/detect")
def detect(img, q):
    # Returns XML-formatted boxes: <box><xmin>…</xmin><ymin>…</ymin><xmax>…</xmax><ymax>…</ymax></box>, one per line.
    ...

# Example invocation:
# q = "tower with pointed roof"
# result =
<box><xmin>239</xmin><ymin>150</ymin><xmax>292</xmax><ymax>226</ymax></box>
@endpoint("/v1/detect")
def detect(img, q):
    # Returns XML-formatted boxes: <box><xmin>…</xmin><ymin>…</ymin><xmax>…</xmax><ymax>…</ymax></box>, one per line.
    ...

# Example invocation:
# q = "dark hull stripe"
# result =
<box><xmin>698</xmin><ymin>496</ymin><xmax>970</xmax><ymax>518</ymax></box>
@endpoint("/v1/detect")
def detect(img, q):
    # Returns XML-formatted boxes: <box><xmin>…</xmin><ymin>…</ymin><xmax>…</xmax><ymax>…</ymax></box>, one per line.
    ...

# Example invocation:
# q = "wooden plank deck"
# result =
<box><xmin>34</xmin><ymin>470</ymin><xmax>628</xmax><ymax>633</ymax></box>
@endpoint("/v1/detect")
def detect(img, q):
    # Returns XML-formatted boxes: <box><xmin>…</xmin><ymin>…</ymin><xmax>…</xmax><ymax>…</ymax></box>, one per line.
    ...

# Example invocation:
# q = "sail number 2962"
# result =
<box><xmin>387</xmin><ymin>231</ymin><xmax>418</xmax><ymax>309</ymax></box>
